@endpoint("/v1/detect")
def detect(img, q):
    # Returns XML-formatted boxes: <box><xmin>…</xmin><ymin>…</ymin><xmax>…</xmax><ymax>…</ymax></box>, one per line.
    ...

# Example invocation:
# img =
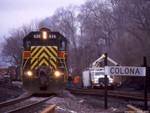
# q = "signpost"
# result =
<box><xmin>104</xmin><ymin>53</ymin><xmax>107</xmax><ymax>110</ymax></box>
<box><xmin>143</xmin><ymin>56</ymin><xmax>147</xmax><ymax>110</ymax></box>
<box><xmin>104</xmin><ymin>64</ymin><xmax>147</xmax><ymax>110</ymax></box>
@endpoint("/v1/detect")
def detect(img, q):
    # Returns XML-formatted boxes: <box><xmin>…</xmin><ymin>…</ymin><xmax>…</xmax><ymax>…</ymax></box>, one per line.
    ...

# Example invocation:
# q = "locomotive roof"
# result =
<box><xmin>23</xmin><ymin>31</ymin><xmax>68</xmax><ymax>42</ymax></box>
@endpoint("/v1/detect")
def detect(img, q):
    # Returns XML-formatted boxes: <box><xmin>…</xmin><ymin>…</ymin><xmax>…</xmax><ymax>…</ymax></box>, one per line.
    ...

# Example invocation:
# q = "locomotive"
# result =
<box><xmin>21</xmin><ymin>28</ymin><xmax>68</xmax><ymax>94</ymax></box>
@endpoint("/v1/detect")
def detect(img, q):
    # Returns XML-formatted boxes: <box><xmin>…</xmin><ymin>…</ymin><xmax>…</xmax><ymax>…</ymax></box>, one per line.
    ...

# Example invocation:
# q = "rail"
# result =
<box><xmin>66</xmin><ymin>88</ymin><xmax>150</xmax><ymax>100</ymax></box>
<box><xmin>0</xmin><ymin>94</ymin><xmax>32</xmax><ymax>108</ymax></box>
<box><xmin>3</xmin><ymin>96</ymin><xmax>54</xmax><ymax>113</ymax></box>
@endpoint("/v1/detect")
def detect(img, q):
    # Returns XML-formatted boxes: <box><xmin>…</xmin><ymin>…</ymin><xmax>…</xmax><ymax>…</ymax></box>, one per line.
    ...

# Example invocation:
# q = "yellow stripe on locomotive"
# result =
<box><xmin>30</xmin><ymin>46</ymin><xmax>58</xmax><ymax>69</ymax></box>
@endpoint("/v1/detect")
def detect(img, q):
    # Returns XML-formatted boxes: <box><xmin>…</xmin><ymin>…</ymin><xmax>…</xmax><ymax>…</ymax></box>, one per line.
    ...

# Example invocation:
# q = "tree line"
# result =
<box><xmin>0</xmin><ymin>0</ymin><xmax>150</xmax><ymax>76</ymax></box>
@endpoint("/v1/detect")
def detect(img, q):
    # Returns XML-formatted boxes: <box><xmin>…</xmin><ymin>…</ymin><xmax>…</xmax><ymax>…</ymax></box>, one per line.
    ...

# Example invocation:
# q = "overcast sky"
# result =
<box><xmin>0</xmin><ymin>0</ymin><xmax>85</xmax><ymax>38</ymax></box>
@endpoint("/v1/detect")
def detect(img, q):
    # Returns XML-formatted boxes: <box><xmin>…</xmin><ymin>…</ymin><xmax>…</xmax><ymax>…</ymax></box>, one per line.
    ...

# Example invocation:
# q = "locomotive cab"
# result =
<box><xmin>21</xmin><ymin>28</ymin><xmax>68</xmax><ymax>94</ymax></box>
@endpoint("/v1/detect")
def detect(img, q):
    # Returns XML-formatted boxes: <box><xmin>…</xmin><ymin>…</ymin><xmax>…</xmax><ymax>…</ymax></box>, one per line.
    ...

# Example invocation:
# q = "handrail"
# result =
<box><xmin>63</xmin><ymin>53</ymin><xmax>68</xmax><ymax>82</ymax></box>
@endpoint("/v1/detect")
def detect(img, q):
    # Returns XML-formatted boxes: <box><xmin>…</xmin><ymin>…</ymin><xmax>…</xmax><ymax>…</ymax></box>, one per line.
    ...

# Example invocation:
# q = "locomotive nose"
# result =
<box><xmin>38</xmin><ymin>65</ymin><xmax>52</xmax><ymax>76</ymax></box>
<box><xmin>38</xmin><ymin>66</ymin><xmax>52</xmax><ymax>90</ymax></box>
<box><xmin>40</xmin><ymin>69</ymin><xmax>46</xmax><ymax>75</ymax></box>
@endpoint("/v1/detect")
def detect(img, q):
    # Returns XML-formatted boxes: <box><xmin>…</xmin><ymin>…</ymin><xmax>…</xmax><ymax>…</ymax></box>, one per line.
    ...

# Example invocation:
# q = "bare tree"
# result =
<box><xmin>1</xmin><ymin>22</ymin><xmax>41</xmax><ymax>65</ymax></box>
<box><xmin>76</xmin><ymin>0</ymin><xmax>116</xmax><ymax>70</ymax></box>
<box><xmin>1</xmin><ymin>29</ymin><xmax>23</xmax><ymax>65</ymax></box>
<box><xmin>109</xmin><ymin>0</ymin><xmax>150</xmax><ymax>65</ymax></box>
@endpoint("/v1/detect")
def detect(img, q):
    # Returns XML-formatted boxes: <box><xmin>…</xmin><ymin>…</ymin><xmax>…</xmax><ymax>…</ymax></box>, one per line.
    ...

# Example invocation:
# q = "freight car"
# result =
<box><xmin>21</xmin><ymin>28</ymin><xmax>68</xmax><ymax>94</ymax></box>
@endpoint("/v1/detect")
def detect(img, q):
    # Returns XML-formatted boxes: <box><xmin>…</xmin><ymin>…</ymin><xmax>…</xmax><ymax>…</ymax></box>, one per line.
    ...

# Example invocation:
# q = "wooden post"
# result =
<box><xmin>143</xmin><ymin>56</ymin><xmax>147</xmax><ymax>110</ymax></box>
<box><xmin>104</xmin><ymin>53</ymin><xmax>108</xmax><ymax>109</ymax></box>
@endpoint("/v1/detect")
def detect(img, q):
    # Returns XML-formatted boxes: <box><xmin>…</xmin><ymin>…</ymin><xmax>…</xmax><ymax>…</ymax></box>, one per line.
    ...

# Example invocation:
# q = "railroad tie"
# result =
<box><xmin>41</xmin><ymin>104</ymin><xmax>56</xmax><ymax>113</ymax></box>
<box><xmin>127</xmin><ymin>104</ymin><xmax>145</xmax><ymax>113</ymax></box>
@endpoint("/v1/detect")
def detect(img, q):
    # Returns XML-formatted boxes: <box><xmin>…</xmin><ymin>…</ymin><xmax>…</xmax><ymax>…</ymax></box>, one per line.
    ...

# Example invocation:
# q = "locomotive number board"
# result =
<box><xmin>33</xmin><ymin>34</ymin><xmax>56</xmax><ymax>39</ymax></box>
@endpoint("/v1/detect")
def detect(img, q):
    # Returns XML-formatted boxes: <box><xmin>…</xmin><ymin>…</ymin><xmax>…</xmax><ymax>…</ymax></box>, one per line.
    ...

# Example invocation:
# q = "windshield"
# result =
<box><xmin>95</xmin><ymin>72</ymin><xmax>104</xmax><ymax>76</ymax></box>
<box><xmin>99</xmin><ymin>78</ymin><xmax>105</xmax><ymax>82</ymax></box>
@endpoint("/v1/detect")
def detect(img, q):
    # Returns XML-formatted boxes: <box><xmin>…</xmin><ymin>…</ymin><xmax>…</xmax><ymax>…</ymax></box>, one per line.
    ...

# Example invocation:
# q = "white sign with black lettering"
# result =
<box><xmin>105</xmin><ymin>66</ymin><xmax>146</xmax><ymax>76</ymax></box>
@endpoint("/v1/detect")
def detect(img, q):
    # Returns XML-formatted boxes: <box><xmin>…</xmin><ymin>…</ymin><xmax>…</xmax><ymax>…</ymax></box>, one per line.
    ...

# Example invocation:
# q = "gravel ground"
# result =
<box><xmin>0</xmin><ymin>81</ymin><xmax>149</xmax><ymax>113</ymax></box>
<box><xmin>45</xmin><ymin>90</ymin><xmax>137</xmax><ymax>113</ymax></box>
<box><xmin>0</xmin><ymin>80</ymin><xmax>23</xmax><ymax>103</ymax></box>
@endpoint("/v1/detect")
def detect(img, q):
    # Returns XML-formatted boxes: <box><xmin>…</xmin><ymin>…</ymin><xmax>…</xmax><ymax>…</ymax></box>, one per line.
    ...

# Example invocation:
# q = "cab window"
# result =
<box><xmin>95</xmin><ymin>72</ymin><xmax>104</xmax><ymax>76</ymax></box>
<box><xmin>25</xmin><ymin>41</ymin><xmax>31</xmax><ymax>50</ymax></box>
<box><xmin>59</xmin><ymin>41</ymin><xmax>66</xmax><ymax>51</ymax></box>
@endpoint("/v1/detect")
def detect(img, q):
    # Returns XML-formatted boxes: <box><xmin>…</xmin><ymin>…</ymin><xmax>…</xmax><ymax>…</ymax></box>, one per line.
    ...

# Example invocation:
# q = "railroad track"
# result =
<box><xmin>0</xmin><ymin>94</ymin><xmax>55</xmax><ymax>113</ymax></box>
<box><xmin>0</xmin><ymin>94</ymin><xmax>32</xmax><ymax>108</ymax></box>
<box><xmin>66</xmin><ymin>87</ymin><xmax>150</xmax><ymax>100</ymax></box>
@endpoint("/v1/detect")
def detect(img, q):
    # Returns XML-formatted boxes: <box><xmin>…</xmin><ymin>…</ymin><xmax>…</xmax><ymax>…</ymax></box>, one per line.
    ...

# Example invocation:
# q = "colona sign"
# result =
<box><xmin>105</xmin><ymin>66</ymin><xmax>146</xmax><ymax>76</ymax></box>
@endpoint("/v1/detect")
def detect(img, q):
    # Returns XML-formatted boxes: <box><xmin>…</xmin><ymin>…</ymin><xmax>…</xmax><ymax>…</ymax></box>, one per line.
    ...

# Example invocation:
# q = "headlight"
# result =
<box><xmin>93</xmin><ymin>79</ymin><xmax>98</xmax><ymax>83</ymax></box>
<box><xmin>26</xmin><ymin>71</ymin><xmax>33</xmax><ymax>77</ymax></box>
<box><xmin>42</xmin><ymin>31</ymin><xmax>48</xmax><ymax>39</ymax></box>
<box><xmin>93</xmin><ymin>80</ymin><xmax>97</xmax><ymax>83</ymax></box>
<box><xmin>54</xmin><ymin>71</ymin><xmax>61</xmax><ymax>77</ymax></box>
<box><xmin>109</xmin><ymin>79</ymin><xmax>113</xmax><ymax>83</ymax></box>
